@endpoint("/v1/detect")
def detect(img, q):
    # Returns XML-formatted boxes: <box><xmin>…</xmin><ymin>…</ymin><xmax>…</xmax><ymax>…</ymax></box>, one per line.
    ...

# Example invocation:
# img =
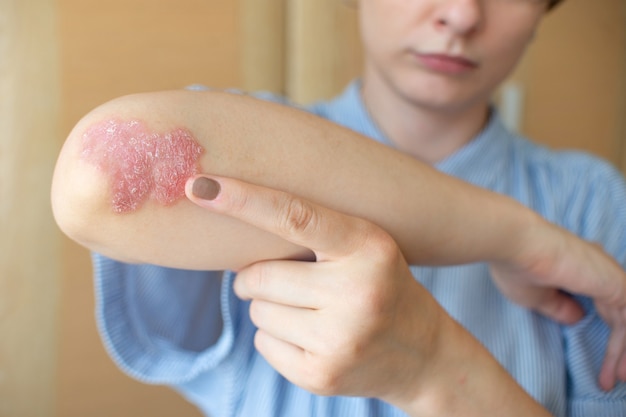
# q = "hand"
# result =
<box><xmin>185</xmin><ymin>175</ymin><xmax>451</xmax><ymax>406</ymax></box>
<box><xmin>185</xmin><ymin>175</ymin><xmax>559</xmax><ymax>415</ymax></box>
<box><xmin>490</xmin><ymin>220</ymin><xmax>626</xmax><ymax>391</ymax></box>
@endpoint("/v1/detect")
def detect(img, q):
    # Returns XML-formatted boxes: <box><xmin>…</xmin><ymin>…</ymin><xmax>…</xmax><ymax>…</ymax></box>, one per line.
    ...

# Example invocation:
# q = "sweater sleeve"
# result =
<box><xmin>93</xmin><ymin>254</ymin><xmax>240</xmax><ymax>385</ymax></box>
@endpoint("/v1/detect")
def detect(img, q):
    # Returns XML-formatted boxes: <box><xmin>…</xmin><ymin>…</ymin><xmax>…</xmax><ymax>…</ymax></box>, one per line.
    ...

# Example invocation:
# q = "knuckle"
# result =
<box><xmin>244</xmin><ymin>262</ymin><xmax>273</xmax><ymax>294</ymax></box>
<box><xmin>248</xmin><ymin>299</ymin><xmax>267</xmax><ymax>327</ymax></box>
<box><xmin>315</xmin><ymin>332</ymin><xmax>346</xmax><ymax>357</ymax></box>
<box><xmin>367</xmin><ymin>237</ymin><xmax>404</xmax><ymax>273</ymax></box>
<box><xmin>343</xmin><ymin>283</ymin><xmax>396</xmax><ymax>331</ymax></box>
<box><xmin>358</xmin><ymin>286</ymin><xmax>391</xmax><ymax>317</ymax></box>
<box><xmin>225</xmin><ymin>182</ymin><xmax>251</xmax><ymax>214</ymax></box>
<box><xmin>347</xmin><ymin>227</ymin><xmax>402</xmax><ymax>315</ymax></box>
<box><xmin>362</xmin><ymin>227</ymin><xmax>401</xmax><ymax>263</ymax></box>
<box><xmin>278</xmin><ymin>195</ymin><xmax>318</xmax><ymax>238</ymax></box>
<box><xmin>331</xmin><ymin>333</ymin><xmax>368</xmax><ymax>361</ymax></box>
<box><xmin>303</xmin><ymin>360</ymin><xmax>344</xmax><ymax>396</ymax></box>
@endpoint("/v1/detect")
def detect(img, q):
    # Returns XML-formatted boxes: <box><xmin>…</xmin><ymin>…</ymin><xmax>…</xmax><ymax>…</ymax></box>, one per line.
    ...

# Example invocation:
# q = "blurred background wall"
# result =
<box><xmin>1</xmin><ymin>0</ymin><xmax>624</xmax><ymax>416</ymax></box>
<box><xmin>1</xmin><ymin>1</ymin><xmax>61</xmax><ymax>416</ymax></box>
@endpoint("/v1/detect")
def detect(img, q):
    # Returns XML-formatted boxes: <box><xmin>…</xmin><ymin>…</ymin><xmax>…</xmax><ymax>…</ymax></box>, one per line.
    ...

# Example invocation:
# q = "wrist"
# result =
<box><xmin>494</xmin><ymin>202</ymin><xmax>548</xmax><ymax>266</ymax></box>
<box><xmin>389</xmin><ymin>315</ymin><xmax>551</xmax><ymax>417</ymax></box>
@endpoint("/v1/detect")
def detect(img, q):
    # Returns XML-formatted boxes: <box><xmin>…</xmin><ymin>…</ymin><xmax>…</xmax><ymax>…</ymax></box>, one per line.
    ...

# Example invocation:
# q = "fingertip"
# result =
<box><xmin>232</xmin><ymin>274</ymin><xmax>247</xmax><ymax>300</ymax></box>
<box><xmin>541</xmin><ymin>294</ymin><xmax>585</xmax><ymax>326</ymax></box>
<box><xmin>599</xmin><ymin>364</ymin><xmax>616</xmax><ymax>392</ymax></box>
<box><xmin>563</xmin><ymin>305</ymin><xmax>585</xmax><ymax>325</ymax></box>
<box><xmin>618</xmin><ymin>356</ymin><xmax>626</xmax><ymax>383</ymax></box>
<box><xmin>186</xmin><ymin>175</ymin><xmax>221</xmax><ymax>202</ymax></box>
<box><xmin>184</xmin><ymin>175</ymin><xmax>198</xmax><ymax>199</ymax></box>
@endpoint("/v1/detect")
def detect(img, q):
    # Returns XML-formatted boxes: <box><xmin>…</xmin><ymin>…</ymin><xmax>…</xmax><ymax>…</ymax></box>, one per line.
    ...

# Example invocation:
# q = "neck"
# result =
<box><xmin>360</xmin><ymin>76</ymin><xmax>490</xmax><ymax>165</ymax></box>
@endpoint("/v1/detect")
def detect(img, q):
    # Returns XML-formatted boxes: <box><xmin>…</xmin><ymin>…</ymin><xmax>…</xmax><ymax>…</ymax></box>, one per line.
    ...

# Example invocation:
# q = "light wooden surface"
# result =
<box><xmin>0</xmin><ymin>0</ymin><xmax>62</xmax><ymax>416</ymax></box>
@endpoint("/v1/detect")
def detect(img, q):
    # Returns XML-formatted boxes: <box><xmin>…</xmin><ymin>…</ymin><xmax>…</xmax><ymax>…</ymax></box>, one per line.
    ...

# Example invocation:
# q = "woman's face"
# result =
<box><xmin>359</xmin><ymin>0</ymin><xmax>547</xmax><ymax>111</ymax></box>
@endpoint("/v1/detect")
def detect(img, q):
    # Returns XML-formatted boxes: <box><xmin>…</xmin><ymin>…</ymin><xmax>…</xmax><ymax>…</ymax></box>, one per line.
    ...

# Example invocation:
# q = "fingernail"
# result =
<box><xmin>192</xmin><ymin>177</ymin><xmax>221</xmax><ymax>200</ymax></box>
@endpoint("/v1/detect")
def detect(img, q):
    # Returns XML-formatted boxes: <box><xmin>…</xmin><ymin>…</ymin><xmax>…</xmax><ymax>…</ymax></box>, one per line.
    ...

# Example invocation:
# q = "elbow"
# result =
<box><xmin>51</xmin><ymin>126</ymin><xmax>108</xmax><ymax>251</ymax></box>
<box><xmin>51</xmin><ymin>93</ymin><xmax>141</xmax><ymax>253</ymax></box>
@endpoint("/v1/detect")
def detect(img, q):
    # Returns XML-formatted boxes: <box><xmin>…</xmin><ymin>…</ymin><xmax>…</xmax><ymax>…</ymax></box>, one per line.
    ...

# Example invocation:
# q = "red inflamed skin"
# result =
<box><xmin>80</xmin><ymin>119</ymin><xmax>204</xmax><ymax>213</ymax></box>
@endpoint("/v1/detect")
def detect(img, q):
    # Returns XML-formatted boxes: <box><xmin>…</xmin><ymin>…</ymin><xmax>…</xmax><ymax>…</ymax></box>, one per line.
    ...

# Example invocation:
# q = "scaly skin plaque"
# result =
<box><xmin>81</xmin><ymin>119</ymin><xmax>204</xmax><ymax>213</ymax></box>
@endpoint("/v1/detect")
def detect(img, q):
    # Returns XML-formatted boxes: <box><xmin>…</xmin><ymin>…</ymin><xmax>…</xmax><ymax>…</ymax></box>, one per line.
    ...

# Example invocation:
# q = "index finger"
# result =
<box><xmin>185</xmin><ymin>175</ymin><xmax>373</xmax><ymax>260</ymax></box>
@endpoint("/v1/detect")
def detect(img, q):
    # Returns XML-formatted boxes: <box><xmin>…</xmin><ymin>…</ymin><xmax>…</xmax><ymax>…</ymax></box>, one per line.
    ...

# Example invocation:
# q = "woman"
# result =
<box><xmin>52</xmin><ymin>0</ymin><xmax>626</xmax><ymax>415</ymax></box>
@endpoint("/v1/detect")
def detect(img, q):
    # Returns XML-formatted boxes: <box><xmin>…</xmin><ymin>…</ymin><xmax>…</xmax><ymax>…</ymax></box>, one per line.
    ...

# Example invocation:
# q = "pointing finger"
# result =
<box><xmin>186</xmin><ymin>175</ymin><xmax>372</xmax><ymax>261</ymax></box>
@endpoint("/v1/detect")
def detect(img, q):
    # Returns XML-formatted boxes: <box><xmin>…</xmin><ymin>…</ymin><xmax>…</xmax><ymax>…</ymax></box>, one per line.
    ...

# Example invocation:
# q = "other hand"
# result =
<box><xmin>185</xmin><ymin>175</ymin><xmax>454</xmax><ymax>407</ymax></box>
<box><xmin>490</xmin><ymin>221</ymin><xmax>626</xmax><ymax>391</ymax></box>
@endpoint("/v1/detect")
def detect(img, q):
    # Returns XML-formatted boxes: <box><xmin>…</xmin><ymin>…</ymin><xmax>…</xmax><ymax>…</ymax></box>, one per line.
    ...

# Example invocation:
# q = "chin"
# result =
<box><xmin>394</xmin><ymin>74</ymin><xmax>489</xmax><ymax>113</ymax></box>
<box><xmin>399</xmin><ymin>87</ymin><xmax>474</xmax><ymax>112</ymax></box>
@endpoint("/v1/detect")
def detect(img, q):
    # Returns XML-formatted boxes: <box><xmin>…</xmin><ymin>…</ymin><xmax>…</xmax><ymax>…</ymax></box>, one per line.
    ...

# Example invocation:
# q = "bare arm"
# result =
<box><xmin>193</xmin><ymin>176</ymin><xmax>553</xmax><ymax>416</ymax></box>
<box><xmin>52</xmin><ymin>89</ymin><xmax>538</xmax><ymax>271</ymax></box>
<box><xmin>53</xmin><ymin>89</ymin><xmax>626</xmax><ymax>388</ymax></box>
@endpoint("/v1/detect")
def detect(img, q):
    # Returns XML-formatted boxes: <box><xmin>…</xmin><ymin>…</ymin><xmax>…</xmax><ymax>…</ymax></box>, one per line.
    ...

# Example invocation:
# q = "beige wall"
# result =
<box><xmin>57</xmin><ymin>1</ymin><xmax>242</xmax><ymax>416</ymax></box>
<box><xmin>522</xmin><ymin>0</ymin><xmax>625</xmax><ymax>165</ymax></box>
<box><xmin>57</xmin><ymin>1</ymin><xmax>292</xmax><ymax>415</ymax></box>
<box><xmin>286</xmin><ymin>0</ymin><xmax>362</xmax><ymax>102</ymax></box>
<box><xmin>0</xmin><ymin>1</ymin><xmax>62</xmax><ymax>416</ymax></box>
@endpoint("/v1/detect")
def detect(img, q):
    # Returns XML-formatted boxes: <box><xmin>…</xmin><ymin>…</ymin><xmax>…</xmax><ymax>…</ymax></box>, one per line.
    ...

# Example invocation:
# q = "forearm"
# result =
<box><xmin>52</xmin><ymin>89</ymin><xmax>540</xmax><ymax>270</ymax></box>
<box><xmin>392</xmin><ymin>315</ymin><xmax>552</xmax><ymax>417</ymax></box>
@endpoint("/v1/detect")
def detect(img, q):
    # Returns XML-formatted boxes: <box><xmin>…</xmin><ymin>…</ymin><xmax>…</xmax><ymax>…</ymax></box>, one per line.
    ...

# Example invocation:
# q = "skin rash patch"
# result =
<box><xmin>81</xmin><ymin>119</ymin><xmax>204</xmax><ymax>213</ymax></box>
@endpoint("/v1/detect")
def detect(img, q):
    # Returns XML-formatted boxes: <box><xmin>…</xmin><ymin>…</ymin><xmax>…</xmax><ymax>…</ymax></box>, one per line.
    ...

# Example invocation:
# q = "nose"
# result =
<box><xmin>435</xmin><ymin>0</ymin><xmax>483</xmax><ymax>36</ymax></box>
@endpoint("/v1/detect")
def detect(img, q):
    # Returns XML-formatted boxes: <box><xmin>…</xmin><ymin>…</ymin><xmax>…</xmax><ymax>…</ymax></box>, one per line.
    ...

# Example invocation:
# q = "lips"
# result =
<box><xmin>414</xmin><ymin>53</ymin><xmax>478</xmax><ymax>75</ymax></box>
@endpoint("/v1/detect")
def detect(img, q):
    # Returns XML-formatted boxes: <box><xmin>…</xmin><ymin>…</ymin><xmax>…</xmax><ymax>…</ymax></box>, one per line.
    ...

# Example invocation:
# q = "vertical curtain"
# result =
<box><xmin>0</xmin><ymin>0</ymin><xmax>62</xmax><ymax>415</ymax></box>
<box><xmin>286</xmin><ymin>0</ymin><xmax>362</xmax><ymax>104</ymax></box>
